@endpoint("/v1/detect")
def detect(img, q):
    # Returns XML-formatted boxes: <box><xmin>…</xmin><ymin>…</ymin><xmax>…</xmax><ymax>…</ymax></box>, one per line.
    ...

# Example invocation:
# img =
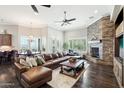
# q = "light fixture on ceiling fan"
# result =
<box><xmin>55</xmin><ymin>11</ymin><xmax>76</xmax><ymax>26</ymax></box>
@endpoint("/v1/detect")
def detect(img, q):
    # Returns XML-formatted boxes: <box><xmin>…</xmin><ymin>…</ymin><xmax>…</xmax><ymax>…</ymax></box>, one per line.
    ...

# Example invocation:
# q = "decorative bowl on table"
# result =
<box><xmin>69</xmin><ymin>57</ymin><xmax>76</xmax><ymax>63</ymax></box>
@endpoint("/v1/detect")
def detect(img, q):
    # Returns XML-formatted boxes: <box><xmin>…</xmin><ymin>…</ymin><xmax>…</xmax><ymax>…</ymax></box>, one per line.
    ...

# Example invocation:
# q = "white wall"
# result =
<box><xmin>40</xmin><ymin>26</ymin><xmax>48</xmax><ymax>51</ymax></box>
<box><xmin>0</xmin><ymin>25</ymin><xmax>19</xmax><ymax>49</ymax></box>
<box><xmin>64</xmin><ymin>28</ymin><xmax>87</xmax><ymax>40</ymax></box>
<box><xmin>64</xmin><ymin>28</ymin><xmax>87</xmax><ymax>54</ymax></box>
<box><xmin>47</xmin><ymin>27</ymin><xmax>63</xmax><ymax>53</ymax></box>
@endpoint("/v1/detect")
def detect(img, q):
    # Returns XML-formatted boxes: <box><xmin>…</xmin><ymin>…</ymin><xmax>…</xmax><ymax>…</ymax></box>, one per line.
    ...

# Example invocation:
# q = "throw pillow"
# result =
<box><xmin>61</xmin><ymin>52</ymin><xmax>64</xmax><ymax>57</ymax></box>
<box><xmin>35</xmin><ymin>57</ymin><xmax>43</xmax><ymax>65</ymax></box>
<box><xmin>20</xmin><ymin>58</ymin><xmax>30</xmax><ymax>67</ymax></box>
<box><xmin>30</xmin><ymin>57</ymin><xmax>38</xmax><ymax>67</ymax></box>
<box><xmin>26</xmin><ymin>57</ymin><xmax>33</xmax><ymax>68</ymax></box>
<box><xmin>37</xmin><ymin>56</ymin><xmax>46</xmax><ymax>64</ymax></box>
<box><xmin>56</xmin><ymin>53</ymin><xmax>59</xmax><ymax>58</ymax></box>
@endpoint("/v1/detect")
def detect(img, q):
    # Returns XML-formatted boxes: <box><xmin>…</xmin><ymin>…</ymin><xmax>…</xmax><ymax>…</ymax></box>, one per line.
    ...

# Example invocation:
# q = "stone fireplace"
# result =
<box><xmin>86</xmin><ymin>16</ymin><xmax>114</xmax><ymax>65</ymax></box>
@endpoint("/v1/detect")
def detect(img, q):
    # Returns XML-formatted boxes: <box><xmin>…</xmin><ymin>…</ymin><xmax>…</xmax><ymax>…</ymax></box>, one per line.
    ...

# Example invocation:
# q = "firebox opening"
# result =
<box><xmin>91</xmin><ymin>47</ymin><xmax>99</xmax><ymax>58</ymax></box>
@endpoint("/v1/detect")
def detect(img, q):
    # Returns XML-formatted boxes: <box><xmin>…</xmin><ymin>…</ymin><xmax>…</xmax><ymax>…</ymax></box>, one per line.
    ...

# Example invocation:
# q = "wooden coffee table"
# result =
<box><xmin>60</xmin><ymin>60</ymin><xmax>85</xmax><ymax>78</ymax></box>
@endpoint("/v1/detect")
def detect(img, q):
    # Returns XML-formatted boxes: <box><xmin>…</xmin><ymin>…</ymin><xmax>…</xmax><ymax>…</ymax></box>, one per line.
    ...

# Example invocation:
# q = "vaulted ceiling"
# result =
<box><xmin>0</xmin><ymin>5</ymin><xmax>114</xmax><ymax>31</ymax></box>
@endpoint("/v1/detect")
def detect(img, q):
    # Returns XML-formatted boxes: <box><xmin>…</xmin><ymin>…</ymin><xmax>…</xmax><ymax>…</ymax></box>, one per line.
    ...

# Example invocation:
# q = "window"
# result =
<box><xmin>20</xmin><ymin>36</ymin><xmax>29</xmax><ymax>49</ymax></box>
<box><xmin>20</xmin><ymin>36</ymin><xmax>41</xmax><ymax>52</ymax></box>
<box><xmin>69</xmin><ymin>39</ymin><xmax>86</xmax><ymax>51</ymax></box>
<box><xmin>51</xmin><ymin>39</ymin><xmax>62</xmax><ymax>53</ymax></box>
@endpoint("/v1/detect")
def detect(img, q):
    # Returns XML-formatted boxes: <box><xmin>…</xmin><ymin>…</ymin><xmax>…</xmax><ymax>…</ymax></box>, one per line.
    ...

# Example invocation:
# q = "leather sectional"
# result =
<box><xmin>14</xmin><ymin>52</ymin><xmax>71</xmax><ymax>88</ymax></box>
<box><xmin>42</xmin><ymin>53</ymin><xmax>70</xmax><ymax>69</ymax></box>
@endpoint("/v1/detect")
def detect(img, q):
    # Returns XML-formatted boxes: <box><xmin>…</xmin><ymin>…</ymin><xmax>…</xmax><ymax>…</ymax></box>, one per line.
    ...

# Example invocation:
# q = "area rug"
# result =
<box><xmin>47</xmin><ymin>62</ymin><xmax>89</xmax><ymax>88</ymax></box>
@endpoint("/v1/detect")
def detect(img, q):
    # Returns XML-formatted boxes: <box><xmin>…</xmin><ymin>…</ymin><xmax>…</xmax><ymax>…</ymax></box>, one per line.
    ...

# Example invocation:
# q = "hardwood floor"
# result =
<box><xmin>0</xmin><ymin>64</ymin><xmax>21</xmax><ymax>88</ymax></box>
<box><xmin>0</xmin><ymin>61</ymin><xmax>119</xmax><ymax>88</ymax></box>
<box><xmin>73</xmin><ymin>61</ymin><xmax>119</xmax><ymax>88</ymax></box>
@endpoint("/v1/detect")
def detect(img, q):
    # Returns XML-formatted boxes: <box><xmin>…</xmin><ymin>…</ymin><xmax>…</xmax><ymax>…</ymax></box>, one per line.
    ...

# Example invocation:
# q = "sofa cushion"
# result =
<box><xmin>52</xmin><ymin>59</ymin><xmax>62</xmax><ymax>64</ymax></box>
<box><xmin>35</xmin><ymin>57</ymin><xmax>44</xmax><ymax>65</ymax></box>
<box><xmin>51</xmin><ymin>53</ymin><xmax>59</xmax><ymax>59</ymax></box>
<box><xmin>21</xmin><ymin>66</ymin><xmax>52</xmax><ymax>85</ymax></box>
<box><xmin>63</xmin><ymin>52</ymin><xmax>67</xmax><ymax>56</ymax></box>
<box><xmin>42</xmin><ymin>61</ymin><xmax>53</xmax><ymax>67</ymax></box>
<box><xmin>57</xmin><ymin>52</ymin><xmax>63</xmax><ymax>57</ymax></box>
<box><xmin>50</xmin><ymin>56</ymin><xmax>70</xmax><ymax>64</ymax></box>
<box><xmin>43</xmin><ymin>54</ymin><xmax>53</xmax><ymax>61</ymax></box>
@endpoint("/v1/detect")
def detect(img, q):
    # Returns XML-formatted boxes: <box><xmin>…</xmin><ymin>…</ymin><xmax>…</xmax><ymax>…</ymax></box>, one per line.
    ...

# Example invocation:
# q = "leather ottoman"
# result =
<box><xmin>21</xmin><ymin>66</ymin><xmax>52</xmax><ymax>88</ymax></box>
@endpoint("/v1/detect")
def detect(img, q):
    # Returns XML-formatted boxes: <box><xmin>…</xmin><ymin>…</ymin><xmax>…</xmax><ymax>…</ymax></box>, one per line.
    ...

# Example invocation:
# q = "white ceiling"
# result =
<box><xmin>0</xmin><ymin>5</ymin><xmax>114</xmax><ymax>31</ymax></box>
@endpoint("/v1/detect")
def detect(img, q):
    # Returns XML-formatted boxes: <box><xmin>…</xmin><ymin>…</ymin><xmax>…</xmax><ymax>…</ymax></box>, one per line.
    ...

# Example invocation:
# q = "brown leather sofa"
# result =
<box><xmin>14</xmin><ymin>62</ymin><xmax>52</xmax><ymax>88</ymax></box>
<box><xmin>21</xmin><ymin>66</ymin><xmax>52</xmax><ymax>88</ymax></box>
<box><xmin>42</xmin><ymin>52</ymin><xmax>70</xmax><ymax>69</ymax></box>
<box><xmin>14</xmin><ymin>52</ymin><xmax>70</xmax><ymax>88</ymax></box>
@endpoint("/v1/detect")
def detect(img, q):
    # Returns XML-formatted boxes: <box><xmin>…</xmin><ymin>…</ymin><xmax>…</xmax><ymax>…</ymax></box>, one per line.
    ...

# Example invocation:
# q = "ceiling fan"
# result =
<box><xmin>55</xmin><ymin>11</ymin><xmax>76</xmax><ymax>26</ymax></box>
<box><xmin>31</xmin><ymin>5</ymin><xmax>51</xmax><ymax>15</ymax></box>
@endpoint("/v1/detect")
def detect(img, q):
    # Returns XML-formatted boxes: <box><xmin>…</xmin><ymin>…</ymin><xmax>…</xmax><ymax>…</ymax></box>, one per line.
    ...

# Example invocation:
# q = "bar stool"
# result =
<box><xmin>3</xmin><ymin>51</ymin><xmax>10</xmax><ymax>64</ymax></box>
<box><xmin>0</xmin><ymin>52</ymin><xmax>4</xmax><ymax>64</ymax></box>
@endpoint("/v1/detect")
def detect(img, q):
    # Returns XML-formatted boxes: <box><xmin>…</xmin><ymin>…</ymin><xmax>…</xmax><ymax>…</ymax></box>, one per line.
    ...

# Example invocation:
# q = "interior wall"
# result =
<box><xmin>64</xmin><ymin>28</ymin><xmax>87</xmax><ymax>40</ymax></box>
<box><xmin>47</xmin><ymin>27</ymin><xmax>63</xmax><ymax>53</ymax></box>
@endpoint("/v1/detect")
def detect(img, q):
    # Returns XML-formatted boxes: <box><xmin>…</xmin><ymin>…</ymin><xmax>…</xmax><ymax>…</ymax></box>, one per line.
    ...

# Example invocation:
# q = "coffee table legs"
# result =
<box><xmin>73</xmin><ymin>68</ymin><xmax>77</xmax><ymax>77</ymax></box>
<box><xmin>73</xmin><ymin>62</ymin><xmax>84</xmax><ymax>77</ymax></box>
<box><xmin>60</xmin><ymin>65</ymin><xmax>63</xmax><ymax>73</ymax></box>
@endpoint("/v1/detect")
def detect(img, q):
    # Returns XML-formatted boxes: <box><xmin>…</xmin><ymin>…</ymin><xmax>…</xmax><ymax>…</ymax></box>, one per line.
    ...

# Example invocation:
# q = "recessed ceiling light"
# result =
<box><xmin>94</xmin><ymin>10</ymin><xmax>98</xmax><ymax>14</ymax></box>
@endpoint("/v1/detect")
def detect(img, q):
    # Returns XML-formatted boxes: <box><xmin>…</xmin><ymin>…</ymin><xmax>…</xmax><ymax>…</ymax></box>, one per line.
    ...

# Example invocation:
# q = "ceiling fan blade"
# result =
<box><xmin>61</xmin><ymin>22</ymin><xmax>65</xmax><ymax>26</ymax></box>
<box><xmin>41</xmin><ymin>5</ymin><xmax>51</xmax><ymax>8</ymax></box>
<box><xmin>67</xmin><ymin>18</ymin><xmax>76</xmax><ymax>21</ymax></box>
<box><xmin>31</xmin><ymin>5</ymin><xmax>39</xmax><ymax>14</ymax></box>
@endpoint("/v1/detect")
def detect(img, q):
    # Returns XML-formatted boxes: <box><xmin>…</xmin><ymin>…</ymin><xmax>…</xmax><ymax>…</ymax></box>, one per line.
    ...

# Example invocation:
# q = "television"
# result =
<box><xmin>119</xmin><ymin>35</ymin><xmax>124</xmax><ymax>59</ymax></box>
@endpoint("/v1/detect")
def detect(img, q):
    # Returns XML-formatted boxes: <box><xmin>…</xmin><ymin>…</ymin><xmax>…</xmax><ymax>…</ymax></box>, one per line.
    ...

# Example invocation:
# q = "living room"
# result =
<box><xmin>0</xmin><ymin>4</ymin><xmax>123</xmax><ymax>89</ymax></box>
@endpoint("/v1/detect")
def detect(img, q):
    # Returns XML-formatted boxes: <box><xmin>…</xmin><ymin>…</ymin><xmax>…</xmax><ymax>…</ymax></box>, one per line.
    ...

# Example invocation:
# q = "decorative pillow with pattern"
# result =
<box><xmin>37</xmin><ymin>56</ymin><xmax>46</xmax><ymax>64</ymax></box>
<box><xmin>20</xmin><ymin>58</ymin><xmax>30</xmax><ymax>67</ymax></box>
<box><xmin>30</xmin><ymin>57</ymin><xmax>38</xmax><ymax>67</ymax></box>
<box><xmin>26</xmin><ymin>57</ymin><xmax>33</xmax><ymax>68</ymax></box>
<box><xmin>35</xmin><ymin>57</ymin><xmax>44</xmax><ymax>65</ymax></box>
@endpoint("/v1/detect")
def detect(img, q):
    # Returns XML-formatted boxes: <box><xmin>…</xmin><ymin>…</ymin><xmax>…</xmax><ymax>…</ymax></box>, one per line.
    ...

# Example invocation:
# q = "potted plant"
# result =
<box><xmin>63</xmin><ymin>42</ymin><xmax>68</xmax><ymax>51</ymax></box>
